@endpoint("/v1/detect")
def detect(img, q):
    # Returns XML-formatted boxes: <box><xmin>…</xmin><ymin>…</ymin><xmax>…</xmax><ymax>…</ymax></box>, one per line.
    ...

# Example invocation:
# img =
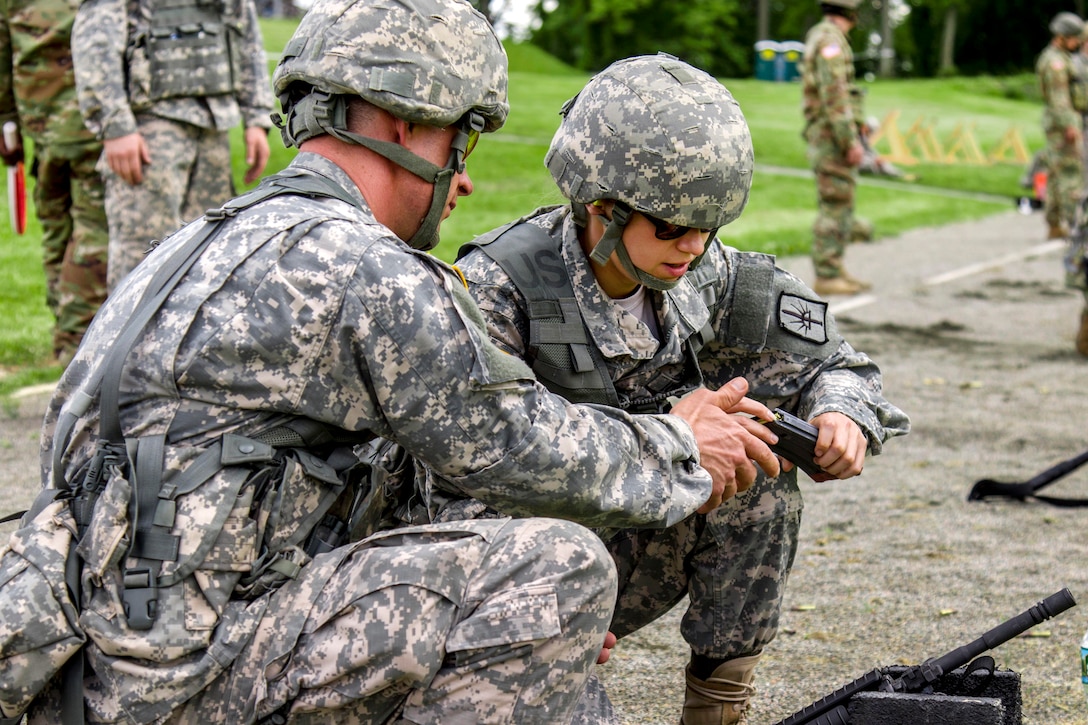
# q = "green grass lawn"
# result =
<box><xmin>0</xmin><ymin>24</ymin><xmax>1050</xmax><ymax>391</ymax></box>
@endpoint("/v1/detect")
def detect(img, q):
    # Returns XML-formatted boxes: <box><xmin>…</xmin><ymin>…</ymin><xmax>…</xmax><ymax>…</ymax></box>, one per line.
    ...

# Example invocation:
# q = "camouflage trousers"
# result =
<box><xmin>606</xmin><ymin>472</ymin><xmax>802</xmax><ymax>655</ymax></box>
<box><xmin>569</xmin><ymin>474</ymin><xmax>803</xmax><ymax>723</ymax></box>
<box><xmin>808</xmin><ymin>142</ymin><xmax>858</xmax><ymax>279</ymax></box>
<box><xmin>29</xmin><ymin>518</ymin><xmax>614</xmax><ymax>724</ymax></box>
<box><xmin>32</xmin><ymin>141</ymin><xmax>108</xmax><ymax>363</ymax></box>
<box><xmin>99</xmin><ymin>116</ymin><xmax>233</xmax><ymax>291</ymax></box>
<box><xmin>1043</xmin><ymin>126</ymin><xmax>1083</xmax><ymax>232</ymax></box>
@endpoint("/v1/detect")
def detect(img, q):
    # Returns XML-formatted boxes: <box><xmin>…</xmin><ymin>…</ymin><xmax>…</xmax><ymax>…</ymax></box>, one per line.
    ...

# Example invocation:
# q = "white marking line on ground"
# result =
<box><xmin>922</xmin><ymin>240</ymin><xmax>1066</xmax><ymax>286</ymax></box>
<box><xmin>11</xmin><ymin>382</ymin><xmax>57</xmax><ymax>399</ymax></box>
<box><xmin>828</xmin><ymin>294</ymin><xmax>877</xmax><ymax>314</ymax></box>
<box><xmin>827</xmin><ymin>240</ymin><xmax>1066</xmax><ymax>315</ymax></box>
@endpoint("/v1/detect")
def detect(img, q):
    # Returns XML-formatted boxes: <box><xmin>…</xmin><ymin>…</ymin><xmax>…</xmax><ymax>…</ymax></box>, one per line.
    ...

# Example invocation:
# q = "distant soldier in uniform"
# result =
<box><xmin>801</xmin><ymin>0</ymin><xmax>874</xmax><ymax>296</ymax></box>
<box><xmin>71</xmin><ymin>0</ymin><xmax>274</xmax><ymax>290</ymax></box>
<box><xmin>438</xmin><ymin>55</ymin><xmax>908</xmax><ymax>724</ymax></box>
<box><xmin>1036</xmin><ymin>12</ymin><xmax>1085</xmax><ymax>241</ymax></box>
<box><xmin>0</xmin><ymin>0</ymin><xmax>108</xmax><ymax>364</ymax></box>
<box><xmin>21</xmin><ymin>1</ymin><xmax>785</xmax><ymax>722</ymax></box>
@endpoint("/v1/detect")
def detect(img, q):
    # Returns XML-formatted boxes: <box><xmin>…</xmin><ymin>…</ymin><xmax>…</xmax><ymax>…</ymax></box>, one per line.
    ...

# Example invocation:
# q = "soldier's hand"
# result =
<box><xmin>0</xmin><ymin>128</ymin><xmax>23</xmax><ymax>167</ymax></box>
<box><xmin>670</xmin><ymin>379</ymin><xmax>780</xmax><ymax>513</ymax></box>
<box><xmin>243</xmin><ymin>126</ymin><xmax>270</xmax><ymax>185</ymax></box>
<box><xmin>810</xmin><ymin>411</ymin><xmax>868</xmax><ymax>480</ymax></box>
<box><xmin>104</xmin><ymin>133</ymin><xmax>151</xmax><ymax>186</ymax></box>
<box><xmin>845</xmin><ymin>142</ymin><xmax>864</xmax><ymax>168</ymax></box>
<box><xmin>597</xmin><ymin>631</ymin><xmax>617</xmax><ymax>664</ymax></box>
<box><xmin>1065</xmin><ymin>125</ymin><xmax>1081</xmax><ymax>146</ymax></box>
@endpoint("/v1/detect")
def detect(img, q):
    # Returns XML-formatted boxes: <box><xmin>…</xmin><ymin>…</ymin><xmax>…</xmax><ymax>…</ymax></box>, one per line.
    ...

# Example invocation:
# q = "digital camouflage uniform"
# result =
<box><xmin>15</xmin><ymin>1</ymin><xmax>731</xmax><ymax>720</ymax></box>
<box><xmin>0</xmin><ymin>0</ymin><xmax>107</xmax><ymax>363</ymax></box>
<box><xmin>801</xmin><ymin>16</ymin><xmax>868</xmax><ymax>280</ymax></box>
<box><xmin>455</xmin><ymin>207</ymin><xmax>909</xmax><ymax>724</ymax></box>
<box><xmin>71</xmin><ymin>0</ymin><xmax>274</xmax><ymax>290</ymax></box>
<box><xmin>402</xmin><ymin>54</ymin><xmax>908</xmax><ymax>724</ymax></box>
<box><xmin>1037</xmin><ymin>42</ymin><xmax>1085</xmax><ymax>237</ymax></box>
<box><xmin>27</xmin><ymin>148</ymin><xmax>725</xmax><ymax>724</ymax></box>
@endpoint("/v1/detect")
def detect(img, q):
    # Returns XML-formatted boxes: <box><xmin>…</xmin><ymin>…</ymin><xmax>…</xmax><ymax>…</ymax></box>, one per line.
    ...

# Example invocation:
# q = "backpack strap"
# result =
<box><xmin>40</xmin><ymin>168</ymin><xmax>364</xmax><ymax>723</ymax></box>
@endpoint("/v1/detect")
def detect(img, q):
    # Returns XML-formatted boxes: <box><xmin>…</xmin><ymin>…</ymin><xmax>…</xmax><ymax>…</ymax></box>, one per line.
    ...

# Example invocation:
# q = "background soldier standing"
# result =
<box><xmin>71</xmin><ymin>0</ymin><xmax>274</xmax><ymax>290</ymax></box>
<box><xmin>1036</xmin><ymin>11</ymin><xmax>1085</xmax><ymax>241</ymax></box>
<box><xmin>0</xmin><ymin>0</ymin><xmax>107</xmax><ymax>365</ymax></box>
<box><xmin>801</xmin><ymin>0</ymin><xmax>873</xmax><ymax>296</ymax></box>
<box><xmin>21</xmin><ymin>1</ymin><xmax>782</xmax><ymax>721</ymax></box>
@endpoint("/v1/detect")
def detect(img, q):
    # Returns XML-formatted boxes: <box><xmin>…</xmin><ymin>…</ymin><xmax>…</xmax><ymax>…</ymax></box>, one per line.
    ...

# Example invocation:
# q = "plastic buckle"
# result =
<box><xmin>122</xmin><ymin>568</ymin><xmax>158</xmax><ymax>631</ymax></box>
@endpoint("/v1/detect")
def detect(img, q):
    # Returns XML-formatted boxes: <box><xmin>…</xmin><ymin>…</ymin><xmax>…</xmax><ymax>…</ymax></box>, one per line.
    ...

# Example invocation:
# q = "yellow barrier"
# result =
<box><xmin>865</xmin><ymin>111</ymin><xmax>1031</xmax><ymax>166</ymax></box>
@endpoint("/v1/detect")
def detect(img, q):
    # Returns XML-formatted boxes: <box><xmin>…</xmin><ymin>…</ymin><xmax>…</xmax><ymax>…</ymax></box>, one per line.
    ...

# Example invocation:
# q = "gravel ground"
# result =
<box><xmin>0</xmin><ymin>209</ymin><xmax>1085</xmax><ymax>724</ymax></box>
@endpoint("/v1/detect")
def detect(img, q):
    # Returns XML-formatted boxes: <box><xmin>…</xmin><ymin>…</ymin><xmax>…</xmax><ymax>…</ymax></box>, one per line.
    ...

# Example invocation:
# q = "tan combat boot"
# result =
<box><xmin>1048</xmin><ymin>222</ymin><xmax>1069</xmax><ymax>240</ymax></box>
<box><xmin>681</xmin><ymin>652</ymin><xmax>761</xmax><ymax>725</ymax></box>
<box><xmin>1076</xmin><ymin>307</ymin><xmax>1088</xmax><ymax>357</ymax></box>
<box><xmin>813</xmin><ymin>275</ymin><xmax>868</xmax><ymax>296</ymax></box>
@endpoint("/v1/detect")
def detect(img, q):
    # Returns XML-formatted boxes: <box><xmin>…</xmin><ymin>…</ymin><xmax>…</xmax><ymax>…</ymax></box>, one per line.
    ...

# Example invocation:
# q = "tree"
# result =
<box><xmin>532</xmin><ymin>0</ymin><xmax>751</xmax><ymax>76</ymax></box>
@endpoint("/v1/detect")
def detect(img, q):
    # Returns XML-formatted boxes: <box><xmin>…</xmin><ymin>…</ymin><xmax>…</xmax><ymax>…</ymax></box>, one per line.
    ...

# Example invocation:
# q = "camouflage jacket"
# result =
<box><xmin>70</xmin><ymin>0</ymin><xmax>274</xmax><ymax>139</ymax></box>
<box><xmin>38</xmin><ymin>154</ymin><xmax>716</xmax><ymax>720</ymax></box>
<box><xmin>1037</xmin><ymin>43</ymin><xmax>1081</xmax><ymax>133</ymax></box>
<box><xmin>0</xmin><ymin>0</ymin><xmax>95</xmax><ymax>147</ymax></box>
<box><xmin>456</xmin><ymin>205</ymin><xmax>910</xmax><ymax>476</ymax></box>
<box><xmin>801</xmin><ymin>17</ymin><xmax>863</xmax><ymax>152</ymax></box>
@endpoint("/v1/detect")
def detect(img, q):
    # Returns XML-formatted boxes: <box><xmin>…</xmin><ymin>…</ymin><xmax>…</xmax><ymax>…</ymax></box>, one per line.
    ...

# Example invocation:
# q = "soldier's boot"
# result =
<box><xmin>1047</xmin><ymin>222</ymin><xmax>1069</xmax><ymax>240</ymax></box>
<box><xmin>681</xmin><ymin>652</ymin><xmax>761</xmax><ymax>725</ymax></box>
<box><xmin>1076</xmin><ymin>307</ymin><xmax>1088</xmax><ymax>357</ymax></box>
<box><xmin>814</xmin><ymin>275</ymin><xmax>869</xmax><ymax>296</ymax></box>
<box><xmin>850</xmin><ymin>217</ymin><xmax>875</xmax><ymax>243</ymax></box>
<box><xmin>841</xmin><ymin>270</ymin><xmax>873</xmax><ymax>290</ymax></box>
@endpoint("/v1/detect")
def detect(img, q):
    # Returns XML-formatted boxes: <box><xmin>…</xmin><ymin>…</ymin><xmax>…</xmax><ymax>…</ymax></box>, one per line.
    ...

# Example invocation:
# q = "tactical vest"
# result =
<box><xmin>6</xmin><ymin>169</ymin><xmax>384</xmax><ymax>725</ymax></box>
<box><xmin>458</xmin><ymin>222</ymin><xmax>708</xmax><ymax>414</ymax></box>
<box><xmin>137</xmin><ymin>0</ymin><xmax>240</xmax><ymax>102</ymax></box>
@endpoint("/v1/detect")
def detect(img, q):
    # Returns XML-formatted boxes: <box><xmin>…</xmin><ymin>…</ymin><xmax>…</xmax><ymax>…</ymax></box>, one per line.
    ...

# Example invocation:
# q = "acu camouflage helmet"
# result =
<box><xmin>546</xmin><ymin>53</ymin><xmax>753</xmax><ymax>233</ymax></box>
<box><xmin>270</xmin><ymin>0</ymin><xmax>509</xmax><ymax>251</ymax></box>
<box><xmin>545</xmin><ymin>53</ymin><xmax>753</xmax><ymax>290</ymax></box>
<box><xmin>273</xmin><ymin>0</ymin><xmax>508</xmax><ymax>138</ymax></box>
<box><xmin>820</xmin><ymin>0</ymin><xmax>862</xmax><ymax>8</ymax></box>
<box><xmin>1051</xmin><ymin>12</ymin><xmax>1085</xmax><ymax>38</ymax></box>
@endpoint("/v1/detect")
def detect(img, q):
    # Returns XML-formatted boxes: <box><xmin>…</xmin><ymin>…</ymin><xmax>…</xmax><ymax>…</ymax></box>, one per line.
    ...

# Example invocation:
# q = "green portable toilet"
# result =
<box><xmin>754</xmin><ymin>40</ymin><xmax>780</xmax><ymax>81</ymax></box>
<box><xmin>780</xmin><ymin>40</ymin><xmax>805</xmax><ymax>81</ymax></box>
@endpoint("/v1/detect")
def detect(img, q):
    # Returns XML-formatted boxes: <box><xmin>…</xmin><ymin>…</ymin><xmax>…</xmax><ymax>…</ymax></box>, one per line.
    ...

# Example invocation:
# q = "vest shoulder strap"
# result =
<box><xmin>460</xmin><ymin>223</ymin><xmax>619</xmax><ymax>408</ymax></box>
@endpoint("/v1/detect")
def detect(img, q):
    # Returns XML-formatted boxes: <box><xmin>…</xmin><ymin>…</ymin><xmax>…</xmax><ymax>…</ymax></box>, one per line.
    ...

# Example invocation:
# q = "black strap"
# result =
<box><xmin>968</xmin><ymin>448</ymin><xmax>1088</xmax><ymax>507</ymax></box>
<box><xmin>43</xmin><ymin>167</ymin><xmax>364</xmax><ymax>723</ymax></box>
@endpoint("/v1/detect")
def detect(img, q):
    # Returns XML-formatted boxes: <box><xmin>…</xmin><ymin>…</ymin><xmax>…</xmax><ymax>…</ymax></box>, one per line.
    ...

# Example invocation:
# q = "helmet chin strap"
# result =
<box><xmin>586</xmin><ymin>203</ymin><xmax>683</xmax><ymax>292</ymax></box>
<box><xmin>282</xmin><ymin>92</ymin><xmax>479</xmax><ymax>251</ymax></box>
<box><xmin>327</xmin><ymin>126</ymin><xmax>467</xmax><ymax>252</ymax></box>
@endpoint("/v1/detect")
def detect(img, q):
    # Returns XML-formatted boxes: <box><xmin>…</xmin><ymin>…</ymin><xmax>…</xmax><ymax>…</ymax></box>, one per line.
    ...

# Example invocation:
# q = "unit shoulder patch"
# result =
<box><xmin>777</xmin><ymin>293</ymin><xmax>828</xmax><ymax>344</ymax></box>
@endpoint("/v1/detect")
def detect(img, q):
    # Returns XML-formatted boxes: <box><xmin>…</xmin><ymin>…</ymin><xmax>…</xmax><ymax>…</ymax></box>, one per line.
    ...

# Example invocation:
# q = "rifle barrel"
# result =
<box><xmin>928</xmin><ymin>588</ymin><xmax>1076</xmax><ymax>678</ymax></box>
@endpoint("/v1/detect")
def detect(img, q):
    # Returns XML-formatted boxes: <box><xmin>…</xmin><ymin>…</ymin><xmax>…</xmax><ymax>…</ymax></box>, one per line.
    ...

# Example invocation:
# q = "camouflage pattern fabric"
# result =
<box><xmin>1037</xmin><ymin>43</ymin><xmax>1085</xmax><ymax>232</ymax></box>
<box><xmin>35</xmin><ymin>141</ymin><xmax>108</xmax><ymax>363</ymax></box>
<box><xmin>0</xmin><ymin>0</ymin><xmax>107</xmax><ymax>362</ymax></box>
<box><xmin>544</xmin><ymin>54</ymin><xmax>752</xmax><ymax>231</ymax></box>
<box><xmin>98</xmin><ymin>116</ymin><xmax>233</xmax><ymax>288</ymax></box>
<box><xmin>71</xmin><ymin>0</ymin><xmax>273</xmax><ymax>289</ymax></box>
<box><xmin>801</xmin><ymin>17</ymin><xmax>866</xmax><ymax>279</ymax></box>
<box><xmin>36</xmin><ymin>154</ymin><xmax>716</xmax><ymax>721</ymax></box>
<box><xmin>453</xmin><ymin>206</ymin><xmax>910</xmax><ymax>720</ymax></box>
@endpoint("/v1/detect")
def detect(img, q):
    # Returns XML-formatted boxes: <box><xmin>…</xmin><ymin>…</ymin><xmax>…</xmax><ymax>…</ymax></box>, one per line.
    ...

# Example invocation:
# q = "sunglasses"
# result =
<box><xmin>612</xmin><ymin>202</ymin><xmax>711</xmax><ymax>240</ymax></box>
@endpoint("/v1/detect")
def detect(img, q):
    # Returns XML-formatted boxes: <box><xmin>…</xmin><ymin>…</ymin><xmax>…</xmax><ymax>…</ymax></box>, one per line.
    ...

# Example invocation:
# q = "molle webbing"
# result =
<box><xmin>460</xmin><ymin>223</ymin><xmax>619</xmax><ymax>408</ymax></box>
<box><xmin>147</xmin><ymin>0</ymin><xmax>238</xmax><ymax>100</ymax></box>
